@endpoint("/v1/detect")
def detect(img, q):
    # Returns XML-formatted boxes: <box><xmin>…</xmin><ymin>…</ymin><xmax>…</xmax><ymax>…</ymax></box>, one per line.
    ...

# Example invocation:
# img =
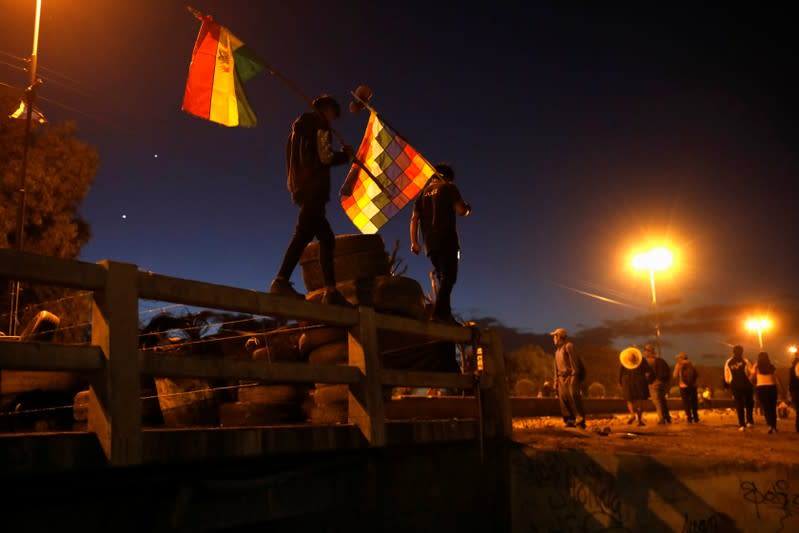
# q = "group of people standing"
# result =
<box><xmin>554</xmin><ymin>333</ymin><xmax>799</xmax><ymax>434</ymax></box>
<box><xmin>618</xmin><ymin>344</ymin><xmax>700</xmax><ymax>426</ymax></box>
<box><xmin>723</xmin><ymin>345</ymin><xmax>798</xmax><ymax>434</ymax></box>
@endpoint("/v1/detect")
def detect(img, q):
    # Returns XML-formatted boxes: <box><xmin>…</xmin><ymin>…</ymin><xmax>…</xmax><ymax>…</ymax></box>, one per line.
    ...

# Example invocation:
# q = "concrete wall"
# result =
<box><xmin>511</xmin><ymin>447</ymin><xmax>799</xmax><ymax>533</ymax></box>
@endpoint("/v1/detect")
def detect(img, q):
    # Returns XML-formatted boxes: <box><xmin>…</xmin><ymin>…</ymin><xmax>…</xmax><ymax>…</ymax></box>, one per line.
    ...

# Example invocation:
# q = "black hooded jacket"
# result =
<box><xmin>285</xmin><ymin>111</ymin><xmax>348</xmax><ymax>205</ymax></box>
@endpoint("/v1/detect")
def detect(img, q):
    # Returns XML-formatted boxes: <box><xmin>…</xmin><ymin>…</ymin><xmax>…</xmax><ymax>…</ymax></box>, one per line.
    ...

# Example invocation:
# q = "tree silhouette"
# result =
<box><xmin>1</xmin><ymin>85</ymin><xmax>98</xmax><ymax>340</ymax></box>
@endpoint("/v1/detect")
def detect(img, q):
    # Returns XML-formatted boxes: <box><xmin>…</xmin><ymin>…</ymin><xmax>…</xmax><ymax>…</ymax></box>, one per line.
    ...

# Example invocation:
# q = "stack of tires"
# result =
<box><xmin>219</xmin><ymin>325</ymin><xmax>310</xmax><ymax>426</ymax></box>
<box><xmin>298</xmin><ymin>325</ymin><xmax>349</xmax><ymax>424</ymax></box>
<box><xmin>300</xmin><ymin>234</ymin><xmax>437</xmax><ymax>423</ymax></box>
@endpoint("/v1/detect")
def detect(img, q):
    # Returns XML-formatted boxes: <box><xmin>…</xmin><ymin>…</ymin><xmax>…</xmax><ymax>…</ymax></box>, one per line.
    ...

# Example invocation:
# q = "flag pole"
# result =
<box><xmin>184</xmin><ymin>6</ymin><xmax>382</xmax><ymax>187</ymax></box>
<box><xmin>8</xmin><ymin>0</ymin><xmax>43</xmax><ymax>336</ymax></box>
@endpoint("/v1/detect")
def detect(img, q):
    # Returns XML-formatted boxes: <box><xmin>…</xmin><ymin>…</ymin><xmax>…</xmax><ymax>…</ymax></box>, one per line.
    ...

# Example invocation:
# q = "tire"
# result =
<box><xmin>299</xmin><ymin>326</ymin><xmax>347</xmax><ymax>356</ymax></box>
<box><xmin>307</xmin><ymin>340</ymin><xmax>348</xmax><ymax>365</ymax></box>
<box><xmin>300</xmin><ymin>234</ymin><xmax>386</xmax><ymax>260</ymax></box>
<box><xmin>299</xmin><ymin>234</ymin><xmax>389</xmax><ymax>291</ymax></box>
<box><xmin>372</xmin><ymin>275</ymin><xmax>426</xmax><ymax>319</ymax></box>
<box><xmin>313</xmin><ymin>384</ymin><xmax>349</xmax><ymax>405</ymax></box>
<box><xmin>252</xmin><ymin>327</ymin><xmax>303</xmax><ymax>363</ymax></box>
<box><xmin>237</xmin><ymin>383</ymin><xmax>309</xmax><ymax>404</ymax></box>
<box><xmin>301</xmin><ymin>250</ymin><xmax>390</xmax><ymax>292</ymax></box>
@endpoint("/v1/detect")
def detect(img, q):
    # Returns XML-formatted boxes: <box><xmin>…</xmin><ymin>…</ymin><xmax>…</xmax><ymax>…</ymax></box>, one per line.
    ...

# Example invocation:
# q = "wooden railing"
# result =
<box><xmin>0</xmin><ymin>249</ymin><xmax>512</xmax><ymax>466</ymax></box>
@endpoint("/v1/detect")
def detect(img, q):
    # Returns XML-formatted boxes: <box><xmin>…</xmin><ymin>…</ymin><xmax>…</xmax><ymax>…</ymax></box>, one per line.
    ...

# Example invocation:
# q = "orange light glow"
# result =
<box><xmin>632</xmin><ymin>246</ymin><xmax>674</xmax><ymax>272</ymax></box>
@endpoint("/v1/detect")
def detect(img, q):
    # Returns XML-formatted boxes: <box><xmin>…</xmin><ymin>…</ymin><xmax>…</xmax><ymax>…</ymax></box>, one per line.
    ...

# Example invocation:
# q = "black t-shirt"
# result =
<box><xmin>413</xmin><ymin>178</ymin><xmax>463</xmax><ymax>255</ymax></box>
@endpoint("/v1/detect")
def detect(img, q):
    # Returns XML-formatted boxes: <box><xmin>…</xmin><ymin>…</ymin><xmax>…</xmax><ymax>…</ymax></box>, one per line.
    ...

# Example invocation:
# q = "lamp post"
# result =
<box><xmin>8</xmin><ymin>0</ymin><xmax>43</xmax><ymax>336</ymax></box>
<box><xmin>632</xmin><ymin>246</ymin><xmax>673</xmax><ymax>355</ymax></box>
<box><xmin>745</xmin><ymin>317</ymin><xmax>772</xmax><ymax>350</ymax></box>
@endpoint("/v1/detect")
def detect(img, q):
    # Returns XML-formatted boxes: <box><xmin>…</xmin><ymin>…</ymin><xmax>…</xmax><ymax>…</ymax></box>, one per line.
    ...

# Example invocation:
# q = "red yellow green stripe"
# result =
<box><xmin>182</xmin><ymin>15</ymin><xmax>264</xmax><ymax>127</ymax></box>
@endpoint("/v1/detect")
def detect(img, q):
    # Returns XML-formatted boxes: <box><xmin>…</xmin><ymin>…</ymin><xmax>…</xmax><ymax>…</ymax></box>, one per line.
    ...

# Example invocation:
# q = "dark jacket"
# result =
<box><xmin>790</xmin><ymin>358</ymin><xmax>799</xmax><ymax>394</ymax></box>
<box><xmin>647</xmin><ymin>356</ymin><xmax>671</xmax><ymax>386</ymax></box>
<box><xmin>285</xmin><ymin>111</ymin><xmax>348</xmax><ymax>204</ymax></box>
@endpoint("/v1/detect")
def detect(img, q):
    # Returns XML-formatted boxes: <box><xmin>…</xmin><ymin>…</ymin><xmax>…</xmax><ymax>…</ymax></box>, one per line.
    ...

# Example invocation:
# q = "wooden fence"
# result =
<box><xmin>0</xmin><ymin>249</ymin><xmax>512</xmax><ymax>467</ymax></box>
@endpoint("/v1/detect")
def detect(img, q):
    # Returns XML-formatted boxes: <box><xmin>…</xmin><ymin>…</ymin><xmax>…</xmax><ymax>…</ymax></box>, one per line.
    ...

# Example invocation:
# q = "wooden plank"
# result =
<box><xmin>0</xmin><ymin>249</ymin><xmax>105</xmax><ymax>290</ymax></box>
<box><xmin>140</xmin><ymin>353</ymin><xmax>362</xmax><ymax>384</ymax></box>
<box><xmin>373</xmin><ymin>313</ymin><xmax>473</xmax><ymax>343</ymax></box>
<box><xmin>380</xmin><ymin>369</ymin><xmax>475</xmax><ymax>389</ymax></box>
<box><xmin>348</xmin><ymin>306</ymin><xmax>386</xmax><ymax>446</ymax></box>
<box><xmin>89</xmin><ymin>261</ymin><xmax>142</xmax><ymax>466</ymax></box>
<box><xmin>479</xmin><ymin>330</ymin><xmax>513</xmax><ymax>439</ymax></box>
<box><xmin>0</xmin><ymin>341</ymin><xmax>104</xmax><ymax>371</ymax></box>
<box><xmin>137</xmin><ymin>271</ymin><xmax>359</xmax><ymax>326</ymax></box>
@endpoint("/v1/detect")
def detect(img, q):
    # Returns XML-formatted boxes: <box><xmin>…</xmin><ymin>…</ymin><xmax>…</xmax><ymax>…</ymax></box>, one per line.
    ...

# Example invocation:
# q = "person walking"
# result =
<box><xmin>790</xmin><ymin>349</ymin><xmax>799</xmax><ymax>433</ymax></box>
<box><xmin>724</xmin><ymin>345</ymin><xmax>755</xmax><ymax>431</ymax></box>
<box><xmin>269</xmin><ymin>94</ymin><xmax>354</xmax><ymax>305</ymax></box>
<box><xmin>550</xmin><ymin>328</ymin><xmax>586</xmax><ymax>429</ymax></box>
<box><xmin>409</xmin><ymin>163</ymin><xmax>471</xmax><ymax>322</ymax></box>
<box><xmin>673</xmin><ymin>352</ymin><xmax>700</xmax><ymax>423</ymax></box>
<box><xmin>619</xmin><ymin>347</ymin><xmax>651</xmax><ymax>426</ymax></box>
<box><xmin>644</xmin><ymin>344</ymin><xmax>672</xmax><ymax>424</ymax></box>
<box><xmin>752</xmin><ymin>351</ymin><xmax>784</xmax><ymax>434</ymax></box>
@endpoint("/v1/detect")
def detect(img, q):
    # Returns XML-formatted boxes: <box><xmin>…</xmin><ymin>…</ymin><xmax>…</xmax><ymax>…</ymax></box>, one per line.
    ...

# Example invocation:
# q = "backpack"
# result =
<box><xmin>575</xmin><ymin>356</ymin><xmax>586</xmax><ymax>382</ymax></box>
<box><xmin>681</xmin><ymin>363</ymin><xmax>698</xmax><ymax>387</ymax></box>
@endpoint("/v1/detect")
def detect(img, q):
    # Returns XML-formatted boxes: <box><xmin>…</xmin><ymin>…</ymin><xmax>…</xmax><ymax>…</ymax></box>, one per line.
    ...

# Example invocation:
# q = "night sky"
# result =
<box><xmin>2</xmin><ymin>1</ymin><xmax>796</xmax><ymax>362</ymax></box>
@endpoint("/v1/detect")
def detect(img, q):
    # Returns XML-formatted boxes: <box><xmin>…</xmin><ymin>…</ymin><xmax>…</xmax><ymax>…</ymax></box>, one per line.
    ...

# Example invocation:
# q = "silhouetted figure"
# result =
<box><xmin>790</xmin><ymin>351</ymin><xmax>799</xmax><ymax>433</ymax></box>
<box><xmin>619</xmin><ymin>346</ymin><xmax>651</xmax><ymax>426</ymax></box>
<box><xmin>673</xmin><ymin>351</ymin><xmax>699</xmax><ymax>423</ymax></box>
<box><xmin>752</xmin><ymin>351</ymin><xmax>784</xmax><ymax>434</ymax></box>
<box><xmin>644</xmin><ymin>343</ymin><xmax>672</xmax><ymax>424</ymax></box>
<box><xmin>550</xmin><ymin>327</ymin><xmax>586</xmax><ymax>429</ymax></box>
<box><xmin>409</xmin><ymin>163</ymin><xmax>471</xmax><ymax>322</ymax></box>
<box><xmin>724</xmin><ymin>345</ymin><xmax>755</xmax><ymax>431</ymax></box>
<box><xmin>270</xmin><ymin>94</ymin><xmax>353</xmax><ymax>306</ymax></box>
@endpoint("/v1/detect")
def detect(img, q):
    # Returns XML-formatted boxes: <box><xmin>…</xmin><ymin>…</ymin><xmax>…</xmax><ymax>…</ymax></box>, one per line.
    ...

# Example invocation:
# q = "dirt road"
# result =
<box><xmin>513</xmin><ymin>408</ymin><xmax>799</xmax><ymax>466</ymax></box>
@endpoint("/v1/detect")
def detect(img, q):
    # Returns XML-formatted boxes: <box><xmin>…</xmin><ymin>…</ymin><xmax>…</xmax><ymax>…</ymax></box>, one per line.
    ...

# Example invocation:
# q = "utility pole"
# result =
<box><xmin>8</xmin><ymin>0</ymin><xmax>43</xmax><ymax>336</ymax></box>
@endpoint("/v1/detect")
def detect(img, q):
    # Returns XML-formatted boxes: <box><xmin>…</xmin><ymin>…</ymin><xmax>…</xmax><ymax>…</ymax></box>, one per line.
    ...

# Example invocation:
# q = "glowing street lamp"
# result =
<box><xmin>788</xmin><ymin>345</ymin><xmax>797</xmax><ymax>357</ymax></box>
<box><xmin>632</xmin><ymin>246</ymin><xmax>674</xmax><ymax>353</ymax></box>
<box><xmin>745</xmin><ymin>317</ymin><xmax>772</xmax><ymax>350</ymax></box>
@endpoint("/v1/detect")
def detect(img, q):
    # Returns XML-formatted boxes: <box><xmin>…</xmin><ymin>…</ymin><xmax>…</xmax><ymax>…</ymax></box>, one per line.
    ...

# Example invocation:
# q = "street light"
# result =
<box><xmin>632</xmin><ymin>246</ymin><xmax>674</xmax><ymax>354</ymax></box>
<box><xmin>745</xmin><ymin>317</ymin><xmax>772</xmax><ymax>350</ymax></box>
<box><xmin>8</xmin><ymin>0</ymin><xmax>43</xmax><ymax>336</ymax></box>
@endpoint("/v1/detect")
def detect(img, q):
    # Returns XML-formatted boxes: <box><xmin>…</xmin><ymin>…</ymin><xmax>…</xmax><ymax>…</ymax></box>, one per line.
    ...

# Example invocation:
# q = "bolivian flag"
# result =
<box><xmin>182</xmin><ymin>10</ymin><xmax>265</xmax><ymax>127</ymax></box>
<box><xmin>340</xmin><ymin>112</ymin><xmax>437</xmax><ymax>234</ymax></box>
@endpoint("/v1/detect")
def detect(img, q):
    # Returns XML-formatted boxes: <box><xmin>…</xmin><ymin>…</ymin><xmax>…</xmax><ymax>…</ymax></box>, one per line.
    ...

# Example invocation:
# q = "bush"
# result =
<box><xmin>587</xmin><ymin>382</ymin><xmax>606</xmax><ymax>399</ymax></box>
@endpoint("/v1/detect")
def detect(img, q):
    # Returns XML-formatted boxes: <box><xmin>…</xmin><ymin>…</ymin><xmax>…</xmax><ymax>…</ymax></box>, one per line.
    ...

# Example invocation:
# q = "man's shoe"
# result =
<box><xmin>269</xmin><ymin>278</ymin><xmax>305</xmax><ymax>300</ymax></box>
<box><xmin>576</xmin><ymin>420</ymin><xmax>586</xmax><ymax>430</ymax></box>
<box><xmin>746</xmin><ymin>422</ymin><xmax>754</xmax><ymax>428</ymax></box>
<box><xmin>321</xmin><ymin>288</ymin><xmax>354</xmax><ymax>307</ymax></box>
<box><xmin>564</xmin><ymin>421</ymin><xmax>576</xmax><ymax>428</ymax></box>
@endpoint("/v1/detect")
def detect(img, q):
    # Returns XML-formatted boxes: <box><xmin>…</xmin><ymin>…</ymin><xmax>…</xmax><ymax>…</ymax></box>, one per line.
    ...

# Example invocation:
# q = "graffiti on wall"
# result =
<box><xmin>740</xmin><ymin>479</ymin><xmax>799</xmax><ymax>523</ymax></box>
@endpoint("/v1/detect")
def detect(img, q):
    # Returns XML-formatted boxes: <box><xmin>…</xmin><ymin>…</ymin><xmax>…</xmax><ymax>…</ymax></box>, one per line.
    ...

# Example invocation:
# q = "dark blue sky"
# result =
<box><xmin>2</xmin><ymin>1</ymin><xmax>796</xmax><ymax>360</ymax></box>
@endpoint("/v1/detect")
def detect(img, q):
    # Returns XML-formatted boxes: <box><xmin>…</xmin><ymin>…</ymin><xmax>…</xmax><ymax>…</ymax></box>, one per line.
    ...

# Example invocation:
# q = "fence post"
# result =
<box><xmin>347</xmin><ymin>305</ymin><xmax>386</xmax><ymax>446</ymax></box>
<box><xmin>88</xmin><ymin>260</ymin><xmax>142</xmax><ymax>466</ymax></box>
<box><xmin>480</xmin><ymin>329</ymin><xmax>512</xmax><ymax>439</ymax></box>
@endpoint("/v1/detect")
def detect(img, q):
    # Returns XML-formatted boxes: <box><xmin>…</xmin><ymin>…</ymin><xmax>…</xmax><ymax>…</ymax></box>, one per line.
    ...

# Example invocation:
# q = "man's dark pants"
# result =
<box><xmin>556</xmin><ymin>375</ymin><xmax>585</xmax><ymax>425</ymax></box>
<box><xmin>429</xmin><ymin>247</ymin><xmax>458</xmax><ymax>319</ymax></box>
<box><xmin>679</xmin><ymin>386</ymin><xmax>699</xmax><ymax>422</ymax></box>
<box><xmin>277</xmin><ymin>200</ymin><xmax>335</xmax><ymax>286</ymax></box>
<box><xmin>732</xmin><ymin>386</ymin><xmax>755</xmax><ymax>426</ymax></box>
